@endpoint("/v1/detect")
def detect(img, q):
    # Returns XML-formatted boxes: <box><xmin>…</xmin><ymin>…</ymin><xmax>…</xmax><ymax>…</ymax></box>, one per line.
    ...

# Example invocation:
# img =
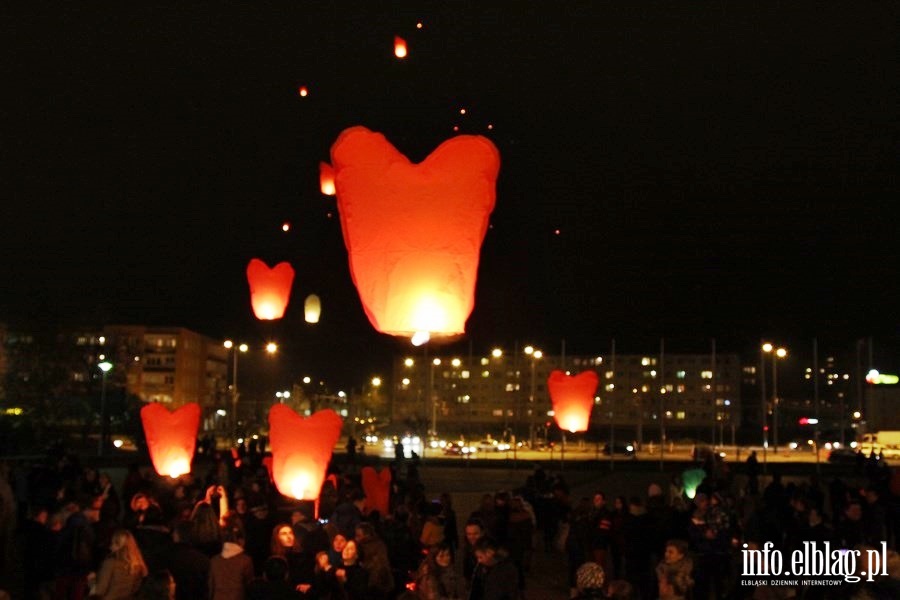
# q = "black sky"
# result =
<box><xmin>2</xmin><ymin>3</ymin><xmax>898</xmax><ymax>389</ymax></box>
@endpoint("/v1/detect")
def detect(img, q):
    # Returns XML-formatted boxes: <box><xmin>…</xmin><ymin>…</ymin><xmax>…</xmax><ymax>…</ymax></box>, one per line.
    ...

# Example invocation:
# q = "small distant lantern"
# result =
<box><xmin>547</xmin><ymin>370</ymin><xmax>598</xmax><ymax>433</ymax></box>
<box><xmin>140</xmin><ymin>402</ymin><xmax>200</xmax><ymax>478</ymax></box>
<box><xmin>330</xmin><ymin>126</ymin><xmax>500</xmax><ymax>342</ymax></box>
<box><xmin>268</xmin><ymin>406</ymin><xmax>343</xmax><ymax>501</ymax></box>
<box><xmin>319</xmin><ymin>162</ymin><xmax>336</xmax><ymax>196</ymax></box>
<box><xmin>298</xmin><ymin>86</ymin><xmax>309</xmax><ymax>97</ymax></box>
<box><xmin>394</xmin><ymin>36</ymin><xmax>408</xmax><ymax>58</ymax></box>
<box><xmin>304</xmin><ymin>294</ymin><xmax>321</xmax><ymax>323</ymax></box>
<box><xmin>246</xmin><ymin>259</ymin><xmax>295</xmax><ymax>320</ymax></box>
<box><xmin>361</xmin><ymin>466</ymin><xmax>392</xmax><ymax>516</ymax></box>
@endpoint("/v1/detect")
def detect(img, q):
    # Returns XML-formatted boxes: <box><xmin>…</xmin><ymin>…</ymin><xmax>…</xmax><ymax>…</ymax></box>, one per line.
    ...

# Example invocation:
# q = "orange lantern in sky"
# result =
<box><xmin>268</xmin><ymin>406</ymin><xmax>343</xmax><ymax>500</ymax></box>
<box><xmin>394</xmin><ymin>36</ymin><xmax>408</xmax><ymax>58</ymax></box>
<box><xmin>319</xmin><ymin>162</ymin><xmax>336</xmax><ymax>196</ymax></box>
<box><xmin>547</xmin><ymin>370</ymin><xmax>599</xmax><ymax>433</ymax></box>
<box><xmin>246</xmin><ymin>259</ymin><xmax>295</xmax><ymax>320</ymax></box>
<box><xmin>330</xmin><ymin>126</ymin><xmax>500</xmax><ymax>342</ymax></box>
<box><xmin>304</xmin><ymin>294</ymin><xmax>321</xmax><ymax>323</ymax></box>
<box><xmin>361</xmin><ymin>466</ymin><xmax>392</xmax><ymax>516</ymax></box>
<box><xmin>140</xmin><ymin>402</ymin><xmax>200</xmax><ymax>478</ymax></box>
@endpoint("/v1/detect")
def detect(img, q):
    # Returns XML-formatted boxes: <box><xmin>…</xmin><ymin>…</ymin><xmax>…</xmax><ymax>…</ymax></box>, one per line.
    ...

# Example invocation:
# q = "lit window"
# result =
<box><xmin>676</xmin><ymin>411</ymin><xmax>686</xmax><ymax>420</ymax></box>
<box><xmin>461</xmin><ymin>370</ymin><xmax>470</xmax><ymax>379</ymax></box>
<box><xmin>480</xmin><ymin>358</ymin><xmax>489</xmax><ymax>366</ymax></box>
<box><xmin>665</xmin><ymin>384</ymin><xmax>673</xmax><ymax>392</ymax></box>
<box><xmin>482</xmin><ymin>371</ymin><xmax>490</xmax><ymax>378</ymax></box>
<box><xmin>605</xmin><ymin>384</ymin><xmax>615</xmax><ymax>391</ymax></box>
<box><xmin>701</xmin><ymin>370</ymin><xmax>713</xmax><ymax>379</ymax></box>
<box><xmin>505</xmin><ymin>384</ymin><xmax>515</xmax><ymax>392</ymax></box>
<box><xmin>492</xmin><ymin>409</ymin><xmax>503</xmax><ymax>417</ymax></box>
<box><xmin>641</xmin><ymin>385</ymin><xmax>649</xmax><ymax>393</ymax></box>
<box><xmin>677</xmin><ymin>385</ymin><xmax>685</xmax><ymax>393</ymax></box>
<box><xmin>676</xmin><ymin>371</ymin><xmax>686</xmax><ymax>379</ymax></box>
<box><xmin>605</xmin><ymin>371</ymin><xmax>614</xmax><ymax>379</ymax></box>
<box><xmin>641</xmin><ymin>357</ymin><xmax>651</xmax><ymax>366</ymax></box>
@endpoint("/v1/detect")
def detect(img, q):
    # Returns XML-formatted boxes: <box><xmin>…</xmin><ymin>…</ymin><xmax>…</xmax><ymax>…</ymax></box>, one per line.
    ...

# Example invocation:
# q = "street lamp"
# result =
<box><xmin>224</xmin><ymin>340</ymin><xmax>249</xmax><ymax>441</ymax></box>
<box><xmin>524</xmin><ymin>346</ymin><xmax>543</xmax><ymax>447</ymax></box>
<box><xmin>763</xmin><ymin>343</ymin><xmax>788</xmax><ymax>452</ymax></box>
<box><xmin>429</xmin><ymin>359</ymin><xmax>441</xmax><ymax>436</ymax></box>
<box><xmin>97</xmin><ymin>361</ymin><xmax>113</xmax><ymax>456</ymax></box>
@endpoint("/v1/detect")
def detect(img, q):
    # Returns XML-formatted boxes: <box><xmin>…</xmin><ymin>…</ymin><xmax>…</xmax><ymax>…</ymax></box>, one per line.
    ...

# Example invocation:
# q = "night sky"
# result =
<box><xmin>3</xmin><ymin>3</ymin><xmax>898</xmax><ymax>389</ymax></box>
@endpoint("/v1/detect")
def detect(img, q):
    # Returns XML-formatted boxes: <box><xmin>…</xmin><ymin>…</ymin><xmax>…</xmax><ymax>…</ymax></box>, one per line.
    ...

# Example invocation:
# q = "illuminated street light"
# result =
<box><xmin>404</xmin><ymin>358</ymin><xmax>414</xmax><ymax>367</ymax></box>
<box><xmin>492</xmin><ymin>348</ymin><xmax>503</xmax><ymax>358</ymax></box>
<box><xmin>97</xmin><ymin>361</ymin><xmax>113</xmax><ymax>456</ymax></box>
<box><xmin>266</xmin><ymin>342</ymin><xmax>278</xmax><ymax>354</ymax></box>
<box><xmin>371</xmin><ymin>377</ymin><xmax>381</xmax><ymax>387</ymax></box>
<box><xmin>526</xmin><ymin>346</ymin><xmax>543</xmax><ymax>446</ymax></box>
<box><xmin>763</xmin><ymin>343</ymin><xmax>788</xmax><ymax>452</ymax></box>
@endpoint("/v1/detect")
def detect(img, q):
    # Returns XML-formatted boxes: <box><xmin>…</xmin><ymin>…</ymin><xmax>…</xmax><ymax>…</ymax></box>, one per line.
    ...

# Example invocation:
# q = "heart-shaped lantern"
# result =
<box><xmin>330</xmin><ymin>126</ymin><xmax>500</xmax><ymax>342</ymax></box>
<box><xmin>361</xmin><ymin>466</ymin><xmax>392</xmax><ymax>516</ymax></box>
<box><xmin>140</xmin><ymin>402</ymin><xmax>200</xmax><ymax>478</ymax></box>
<box><xmin>548</xmin><ymin>370</ymin><xmax>599</xmax><ymax>433</ymax></box>
<box><xmin>246</xmin><ymin>259</ymin><xmax>295</xmax><ymax>320</ymax></box>
<box><xmin>268</xmin><ymin>406</ymin><xmax>343</xmax><ymax>500</ymax></box>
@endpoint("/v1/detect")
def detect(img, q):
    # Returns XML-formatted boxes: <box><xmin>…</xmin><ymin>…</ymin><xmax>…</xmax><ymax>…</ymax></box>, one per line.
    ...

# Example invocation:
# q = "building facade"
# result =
<box><xmin>390</xmin><ymin>348</ymin><xmax>741</xmax><ymax>443</ymax></box>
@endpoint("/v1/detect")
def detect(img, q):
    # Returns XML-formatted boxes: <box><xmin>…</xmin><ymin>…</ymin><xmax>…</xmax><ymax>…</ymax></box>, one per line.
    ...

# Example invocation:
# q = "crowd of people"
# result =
<box><xmin>0</xmin><ymin>443</ymin><xmax>899</xmax><ymax>599</ymax></box>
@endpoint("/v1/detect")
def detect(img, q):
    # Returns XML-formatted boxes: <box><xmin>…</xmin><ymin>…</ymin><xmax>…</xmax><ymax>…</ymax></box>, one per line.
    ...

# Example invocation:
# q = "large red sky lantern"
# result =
<box><xmin>246</xmin><ymin>258</ymin><xmax>295</xmax><ymax>320</ymax></box>
<box><xmin>330</xmin><ymin>126</ymin><xmax>500</xmax><ymax>343</ymax></box>
<box><xmin>140</xmin><ymin>402</ymin><xmax>200</xmax><ymax>478</ymax></box>
<box><xmin>268</xmin><ymin>405</ymin><xmax>343</xmax><ymax>501</ymax></box>
<box><xmin>361</xmin><ymin>466</ymin><xmax>392</xmax><ymax>516</ymax></box>
<box><xmin>547</xmin><ymin>370</ymin><xmax>599</xmax><ymax>433</ymax></box>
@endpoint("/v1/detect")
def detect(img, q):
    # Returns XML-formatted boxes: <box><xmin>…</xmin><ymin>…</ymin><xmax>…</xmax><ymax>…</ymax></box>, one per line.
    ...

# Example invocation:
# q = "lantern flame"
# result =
<box><xmin>246</xmin><ymin>259</ymin><xmax>295</xmax><ymax>320</ymax></box>
<box><xmin>547</xmin><ymin>370</ymin><xmax>598</xmax><ymax>433</ymax></box>
<box><xmin>394</xmin><ymin>36</ymin><xmax>408</xmax><ymax>58</ymax></box>
<box><xmin>411</xmin><ymin>331</ymin><xmax>430</xmax><ymax>346</ymax></box>
<box><xmin>140</xmin><ymin>402</ymin><xmax>200</xmax><ymax>479</ymax></box>
<box><xmin>330</xmin><ymin>126</ymin><xmax>500</xmax><ymax>339</ymax></box>
<box><xmin>319</xmin><ymin>162</ymin><xmax>336</xmax><ymax>196</ymax></box>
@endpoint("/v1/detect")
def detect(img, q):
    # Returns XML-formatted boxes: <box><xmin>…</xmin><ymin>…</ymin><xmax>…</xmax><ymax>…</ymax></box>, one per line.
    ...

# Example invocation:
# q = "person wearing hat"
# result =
<box><xmin>573</xmin><ymin>561</ymin><xmax>605</xmax><ymax>599</ymax></box>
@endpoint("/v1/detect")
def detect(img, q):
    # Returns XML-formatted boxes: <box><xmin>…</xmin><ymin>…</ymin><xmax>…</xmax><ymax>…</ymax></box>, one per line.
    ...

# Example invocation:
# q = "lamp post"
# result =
<box><xmin>524</xmin><ymin>346</ymin><xmax>542</xmax><ymax>448</ymax></box>
<box><xmin>429</xmin><ymin>359</ymin><xmax>440</xmax><ymax>437</ymax></box>
<box><xmin>97</xmin><ymin>361</ymin><xmax>113</xmax><ymax>456</ymax></box>
<box><xmin>763</xmin><ymin>343</ymin><xmax>788</xmax><ymax>452</ymax></box>
<box><xmin>224</xmin><ymin>340</ymin><xmax>249</xmax><ymax>441</ymax></box>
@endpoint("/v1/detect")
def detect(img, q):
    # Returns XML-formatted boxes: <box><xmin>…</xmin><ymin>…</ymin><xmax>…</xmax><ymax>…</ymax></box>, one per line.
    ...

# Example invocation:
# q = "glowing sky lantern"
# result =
<box><xmin>394</xmin><ymin>36</ymin><xmax>408</xmax><ymax>58</ymax></box>
<box><xmin>140</xmin><ymin>402</ymin><xmax>200</xmax><ymax>478</ymax></box>
<box><xmin>298</xmin><ymin>86</ymin><xmax>309</xmax><ymax>97</ymax></box>
<box><xmin>682</xmin><ymin>468</ymin><xmax>707</xmax><ymax>499</ymax></box>
<box><xmin>361</xmin><ymin>466</ymin><xmax>392</xmax><ymax>516</ymax></box>
<box><xmin>304</xmin><ymin>294</ymin><xmax>321</xmax><ymax>323</ymax></box>
<box><xmin>268</xmin><ymin>406</ymin><xmax>343</xmax><ymax>501</ymax></box>
<box><xmin>246</xmin><ymin>259</ymin><xmax>295</xmax><ymax>320</ymax></box>
<box><xmin>547</xmin><ymin>370</ymin><xmax>599</xmax><ymax>433</ymax></box>
<box><xmin>330</xmin><ymin>126</ymin><xmax>500</xmax><ymax>342</ymax></box>
<box><xmin>319</xmin><ymin>162</ymin><xmax>336</xmax><ymax>196</ymax></box>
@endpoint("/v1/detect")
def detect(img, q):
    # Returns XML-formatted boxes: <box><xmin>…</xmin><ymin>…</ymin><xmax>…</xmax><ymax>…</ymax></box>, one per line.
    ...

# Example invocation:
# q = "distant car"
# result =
<box><xmin>476</xmin><ymin>439</ymin><xmax>510</xmax><ymax>452</ymax></box>
<box><xmin>443</xmin><ymin>441</ymin><xmax>474</xmax><ymax>455</ymax></box>
<box><xmin>827</xmin><ymin>448</ymin><xmax>858</xmax><ymax>464</ymax></box>
<box><xmin>601</xmin><ymin>442</ymin><xmax>635</xmax><ymax>456</ymax></box>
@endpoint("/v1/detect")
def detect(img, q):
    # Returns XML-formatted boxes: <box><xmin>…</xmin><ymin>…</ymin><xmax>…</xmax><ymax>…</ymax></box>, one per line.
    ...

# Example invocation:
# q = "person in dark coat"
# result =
<box><xmin>331</xmin><ymin>489</ymin><xmax>366</xmax><ymax>539</ymax></box>
<box><xmin>469</xmin><ymin>536</ymin><xmax>518</xmax><ymax>600</ymax></box>
<box><xmin>336</xmin><ymin>540</ymin><xmax>368</xmax><ymax>600</ymax></box>
<box><xmin>246</xmin><ymin>556</ymin><xmax>301</xmax><ymax>600</ymax></box>
<box><xmin>168</xmin><ymin>520</ymin><xmax>210</xmax><ymax>600</ymax></box>
<box><xmin>133</xmin><ymin>506</ymin><xmax>174</xmax><ymax>576</ymax></box>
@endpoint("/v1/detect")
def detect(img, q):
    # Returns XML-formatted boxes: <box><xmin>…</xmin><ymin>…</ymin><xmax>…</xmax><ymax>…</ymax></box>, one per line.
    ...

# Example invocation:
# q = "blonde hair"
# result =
<box><xmin>111</xmin><ymin>529</ymin><xmax>149</xmax><ymax>578</ymax></box>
